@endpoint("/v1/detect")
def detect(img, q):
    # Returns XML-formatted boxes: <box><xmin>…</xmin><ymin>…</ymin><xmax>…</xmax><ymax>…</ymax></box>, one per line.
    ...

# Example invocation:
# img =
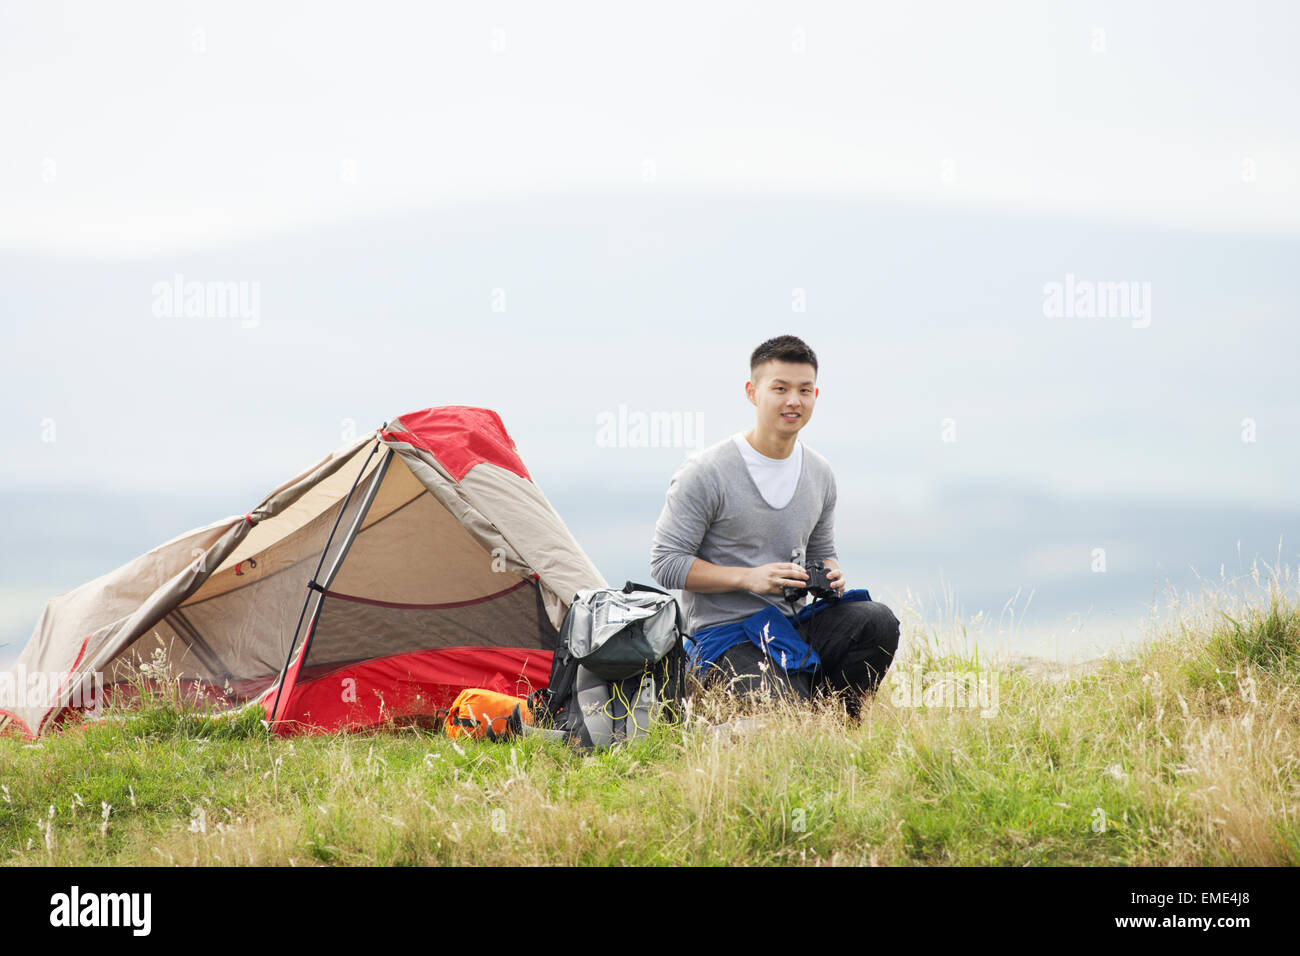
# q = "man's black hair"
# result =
<box><xmin>749</xmin><ymin>335</ymin><xmax>818</xmax><ymax>383</ymax></box>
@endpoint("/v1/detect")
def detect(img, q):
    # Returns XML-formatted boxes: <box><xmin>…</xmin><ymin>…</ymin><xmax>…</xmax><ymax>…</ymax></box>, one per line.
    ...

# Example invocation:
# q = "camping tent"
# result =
<box><xmin>0</xmin><ymin>406</ymin><xmax>606</xmax><ymax>737</ymax></box>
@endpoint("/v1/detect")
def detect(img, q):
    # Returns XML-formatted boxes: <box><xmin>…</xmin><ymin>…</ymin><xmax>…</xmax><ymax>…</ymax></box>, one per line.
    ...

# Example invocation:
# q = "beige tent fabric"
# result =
<box><xmin>213</xmin><ymin>439</ymin><xmax>381</xmax><ymax>578</ymax></box>
<box><xmin>382</xmin><ymin>443</ymin><xmax>607</xmax><ymax>629</ymax></box>
<box><xmin>1</xmin><ymin>434</ymin><xmax>378</xmax><ymax>735</ymax></box>
<box><xmin>330</xmin><ymin>488</ymin><xmax>513</xmax><ymax>605</ymax></box>
<box><xmin>458</xmin><ymin>463</ymin><xmax>608</xmax><ymax>620</ymax></box>
<box><xmin>110</xmin><ymin>479</ymin><xmax>362</xmax><ymax>693</ymax></box>
<box><xmin>1</xmin><ymin>517</ymin><xmax>242</xmax><ymax>734</ymax></box>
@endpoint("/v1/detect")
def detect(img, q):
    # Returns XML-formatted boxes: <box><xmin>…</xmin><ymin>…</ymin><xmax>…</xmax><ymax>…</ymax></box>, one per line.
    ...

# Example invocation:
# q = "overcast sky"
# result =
<box><xmin>2</xmin><ymin>1</ymin><xmax>1297</xmax><ymax>258</ymax></box>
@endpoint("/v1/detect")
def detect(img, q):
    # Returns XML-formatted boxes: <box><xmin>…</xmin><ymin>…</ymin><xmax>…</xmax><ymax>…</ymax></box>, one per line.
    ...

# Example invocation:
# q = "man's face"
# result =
<box><xmin>746</xmin><ymin>360</ymin><xmax>818</xmax><ymax>435</ymax></box>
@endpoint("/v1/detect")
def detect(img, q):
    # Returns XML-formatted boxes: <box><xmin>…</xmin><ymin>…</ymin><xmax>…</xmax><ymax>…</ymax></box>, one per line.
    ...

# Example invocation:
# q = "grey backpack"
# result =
<box><xmin>528</xmin><ymin>582</ymin><xmax>687</xmax><ymax>748</ymax></box>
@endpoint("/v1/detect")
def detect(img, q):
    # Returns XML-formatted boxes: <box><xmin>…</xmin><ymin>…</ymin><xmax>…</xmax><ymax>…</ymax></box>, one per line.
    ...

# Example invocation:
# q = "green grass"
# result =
<box><xmin>2</xmin><ymin>578</ymin><xmax>1298</xmax><ymax>866</ymax></box>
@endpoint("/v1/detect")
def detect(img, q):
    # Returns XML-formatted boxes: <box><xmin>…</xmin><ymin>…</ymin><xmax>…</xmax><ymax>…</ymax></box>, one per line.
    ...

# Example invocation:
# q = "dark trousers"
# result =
<box><xmin>706</xmin><ymin>600</ymin><xmax>900</xmax><ymax>717</ymax></box>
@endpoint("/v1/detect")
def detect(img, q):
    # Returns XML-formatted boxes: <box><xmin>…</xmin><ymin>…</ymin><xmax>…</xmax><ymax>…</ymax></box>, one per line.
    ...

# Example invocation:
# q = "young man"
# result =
<box><xmin>650</xmin><ymin>335</ymin><xmax>899</xmax><ymax>716</ymax></box>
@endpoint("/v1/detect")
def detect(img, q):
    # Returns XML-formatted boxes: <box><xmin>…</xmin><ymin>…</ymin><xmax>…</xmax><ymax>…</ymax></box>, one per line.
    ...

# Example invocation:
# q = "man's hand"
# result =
<box><xmin>744</xmin><ymin>562</ymin><xmax>809</xmax><ymax>595</ymax></box>
<box><xmin>822</xmin><ymin>558</ymin><xmax>847</xmax><ymax>595</ymax></box>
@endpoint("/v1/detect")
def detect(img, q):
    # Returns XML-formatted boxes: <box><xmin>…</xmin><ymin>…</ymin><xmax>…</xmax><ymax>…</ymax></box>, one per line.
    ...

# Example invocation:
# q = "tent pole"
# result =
<box><xmin>268</xmin><ymin>447</ymin><xmax>394</xmax><ymax>727</ymax></box>
<box><xmin>267</xmin><ymin>440</ymin><xmax>382</xmax><ymax>726</ymax></box>
<box><xmin>314</xmin><ymin>448</ymin><xmax>394</xmax><ymax>595</ymax></box>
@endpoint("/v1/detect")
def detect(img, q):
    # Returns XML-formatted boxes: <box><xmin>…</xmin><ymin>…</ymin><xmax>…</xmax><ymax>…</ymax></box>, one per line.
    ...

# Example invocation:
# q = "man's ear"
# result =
<box><xmin>745</xmin><ymin>380</ymin><xmax>756</xmax><ymax>405</ymax></box>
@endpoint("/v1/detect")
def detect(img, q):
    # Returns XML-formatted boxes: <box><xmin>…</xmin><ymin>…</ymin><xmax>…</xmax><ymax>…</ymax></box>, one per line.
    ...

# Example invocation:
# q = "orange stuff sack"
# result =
<box><xmin>444</xmin><ymin>689</ymin><xmax>533</xmax><ymax>741</ymax></box>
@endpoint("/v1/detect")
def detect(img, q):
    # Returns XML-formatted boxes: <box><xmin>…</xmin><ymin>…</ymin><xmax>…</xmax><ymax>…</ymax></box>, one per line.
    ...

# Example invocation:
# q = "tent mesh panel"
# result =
<box><xmin>302</xmin><ymin>580</ymin><xmax>557</xmax><ymax>676</ymax></box>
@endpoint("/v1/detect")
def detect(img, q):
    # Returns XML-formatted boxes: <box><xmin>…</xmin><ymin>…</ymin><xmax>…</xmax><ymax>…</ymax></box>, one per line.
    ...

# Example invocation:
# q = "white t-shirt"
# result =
<box><xmin>732</xmin><ymin>433</ymin><xmax>803</xmax><ymax>509</ymax></box>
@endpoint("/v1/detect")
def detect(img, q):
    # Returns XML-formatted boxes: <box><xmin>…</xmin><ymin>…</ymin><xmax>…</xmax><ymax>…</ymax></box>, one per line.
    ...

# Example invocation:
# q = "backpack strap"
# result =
<box><xmin>542</xmin><ymin>649</ymin><xmax>578</xmax><ymax>719</ymax></box>
<box><xmin>623</xmin><ymin>580</ymin><xmax>668</xmax><ymax>596</ymax></box>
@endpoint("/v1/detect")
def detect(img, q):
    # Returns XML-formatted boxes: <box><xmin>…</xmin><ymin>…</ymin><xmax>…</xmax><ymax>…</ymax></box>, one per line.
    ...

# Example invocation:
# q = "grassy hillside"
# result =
<box><xmin>2</xmin><ymin>578</ymin><xmax>1297</xmax><ymax>866</ymax></box>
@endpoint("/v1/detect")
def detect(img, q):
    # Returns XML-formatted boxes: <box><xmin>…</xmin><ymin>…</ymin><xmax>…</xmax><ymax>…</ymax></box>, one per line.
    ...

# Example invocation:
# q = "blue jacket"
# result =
<box><xmin>683</xmin><ymin>588</ymin><xmax>873</xmax><ymax>675</ymax></box>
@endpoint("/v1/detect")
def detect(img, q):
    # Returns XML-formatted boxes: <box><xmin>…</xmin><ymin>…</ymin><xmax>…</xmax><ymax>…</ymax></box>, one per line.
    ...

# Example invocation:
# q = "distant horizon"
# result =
<box><xmin>7</xmin><ymin>184</ymin><xmax>1299</xmax><ymax>265</ymax></box>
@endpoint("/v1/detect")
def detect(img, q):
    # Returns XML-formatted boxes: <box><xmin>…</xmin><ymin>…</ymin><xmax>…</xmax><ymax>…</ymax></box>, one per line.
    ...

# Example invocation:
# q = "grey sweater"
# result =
<box><xmin>650</xmin><ymin>436</ymin><xmax>839</xmax><ymax>635</ymax></box>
